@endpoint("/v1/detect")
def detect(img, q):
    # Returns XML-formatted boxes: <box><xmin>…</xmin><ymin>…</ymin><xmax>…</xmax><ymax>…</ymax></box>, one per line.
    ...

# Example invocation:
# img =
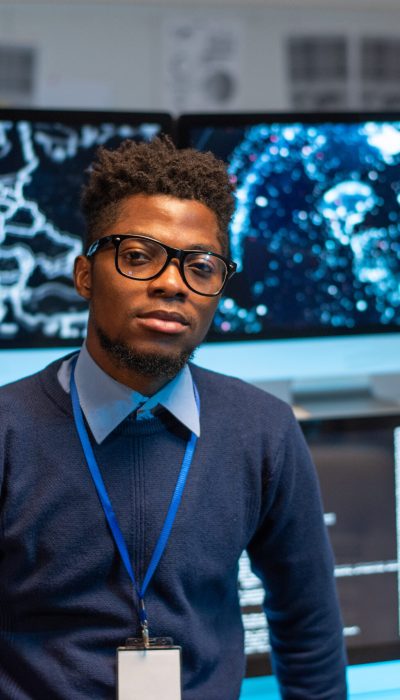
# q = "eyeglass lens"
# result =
<box><xmin>117</xmin><ymin>237</ymin><xmax>227</xmax><ymax>295</ymax></box>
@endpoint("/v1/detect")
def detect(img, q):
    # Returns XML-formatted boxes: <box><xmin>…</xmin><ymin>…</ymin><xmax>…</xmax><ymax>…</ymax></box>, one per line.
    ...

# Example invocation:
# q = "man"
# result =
<box><xmin>0</xmin><ymin>137</ymin><xmax>347</xmax><ymax>699</ymax></box>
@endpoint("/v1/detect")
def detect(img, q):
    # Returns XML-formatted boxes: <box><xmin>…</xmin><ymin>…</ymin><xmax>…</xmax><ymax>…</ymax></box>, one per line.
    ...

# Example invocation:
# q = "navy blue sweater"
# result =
<box><xmin>0</xmin><ymin>358</ymin><xmax>347</xmax><ymax>699</ymax></box>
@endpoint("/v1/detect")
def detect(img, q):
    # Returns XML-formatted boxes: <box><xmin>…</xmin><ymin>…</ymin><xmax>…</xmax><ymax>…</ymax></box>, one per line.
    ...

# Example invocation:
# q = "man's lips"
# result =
<box><xmin>136</xmin><ymin>310</ymin><xmax>191</xmax><ymax>334</ymax></box>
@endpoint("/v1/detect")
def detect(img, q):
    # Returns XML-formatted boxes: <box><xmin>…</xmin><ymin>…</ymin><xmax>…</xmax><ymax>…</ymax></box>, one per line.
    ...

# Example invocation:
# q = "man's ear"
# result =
<box><xmin>74</xmin><ymin>255</ymin><xmax>92</xmax><ymax>300</ymax></box>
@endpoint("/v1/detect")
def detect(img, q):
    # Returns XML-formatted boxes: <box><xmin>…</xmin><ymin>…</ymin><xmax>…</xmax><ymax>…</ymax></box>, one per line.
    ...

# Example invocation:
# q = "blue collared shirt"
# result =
<box><xmin>57</xmin><ymin>344</ymin><xmax>200</xmax><ymax>444</ymax></box>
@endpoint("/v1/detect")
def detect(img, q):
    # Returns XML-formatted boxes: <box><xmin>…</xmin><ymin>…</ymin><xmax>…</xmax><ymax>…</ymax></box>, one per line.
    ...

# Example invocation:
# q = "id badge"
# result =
<box><xmin>117</xmin><ymin>640</ymin><xmax>182</xmax><ymax>700</ymax></box>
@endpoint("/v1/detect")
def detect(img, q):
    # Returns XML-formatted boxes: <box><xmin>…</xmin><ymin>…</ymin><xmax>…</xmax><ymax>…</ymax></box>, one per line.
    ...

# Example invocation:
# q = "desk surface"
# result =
<box><xmin>240</xmin><ymin>660</ymin><xmax>400</xmax><ymax>699</ymax></box>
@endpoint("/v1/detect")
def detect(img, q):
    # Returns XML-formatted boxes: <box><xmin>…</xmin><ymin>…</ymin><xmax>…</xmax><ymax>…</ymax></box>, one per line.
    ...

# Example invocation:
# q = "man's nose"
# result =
<box><xmin>147</xmin><ymin>259</ymin><xmax>188</xmax><ymax>296</ymax></box>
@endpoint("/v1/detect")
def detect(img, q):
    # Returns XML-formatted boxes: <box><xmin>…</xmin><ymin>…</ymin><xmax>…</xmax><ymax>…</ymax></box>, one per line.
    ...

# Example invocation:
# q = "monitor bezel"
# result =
<box><xmin>178</xmin><ymin>109</ymin><xmax>400</xmax><ymax>142</ymax></box>
<box><xmin>0</xmin><ymin>106</ymin><xmax>174</xmax><ymax>133</ymax></box>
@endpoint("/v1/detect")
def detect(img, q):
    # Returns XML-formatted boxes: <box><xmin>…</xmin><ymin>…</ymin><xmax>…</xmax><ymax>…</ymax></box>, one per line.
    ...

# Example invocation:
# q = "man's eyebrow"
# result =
<box><xmin>186</xmin><ymin>243</ymin><xmax>218</xmax><ymax>253</ymax></box>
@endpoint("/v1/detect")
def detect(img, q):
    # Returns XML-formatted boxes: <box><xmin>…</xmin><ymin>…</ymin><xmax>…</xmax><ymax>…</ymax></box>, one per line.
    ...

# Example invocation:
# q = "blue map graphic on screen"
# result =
<box><xmin>189</xmin><ymin>119</ymin><xmax>400</xmax><ymax>340</ymax></box>
<box><xmin>0</xmin><ymin>116</ymin><xmax>166</xmax><ymax>347</ymax></box>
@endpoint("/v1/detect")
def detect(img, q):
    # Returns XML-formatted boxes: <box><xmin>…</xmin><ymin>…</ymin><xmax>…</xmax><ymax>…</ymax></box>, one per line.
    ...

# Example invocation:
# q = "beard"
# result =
<box><xmin>95</xmin><ymin>325</ymin><xmax>195</xmax><ymax>379</ymax></box>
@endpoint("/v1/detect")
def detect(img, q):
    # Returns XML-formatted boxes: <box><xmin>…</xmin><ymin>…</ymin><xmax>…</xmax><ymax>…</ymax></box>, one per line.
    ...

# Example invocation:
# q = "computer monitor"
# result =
<box><xmin>240</xmin><ymin>411</ymin><xmax>400</xmax><ymax>676</ymax></box>
<box><xmin>0</xmin><ymin>108</ymin><xmax>173</xmax><ymax>357</ymax></box>
<box><xmin>178</xmin><ymin>113</ymin><xmax>400</xmax><ymax>392</ymax></box>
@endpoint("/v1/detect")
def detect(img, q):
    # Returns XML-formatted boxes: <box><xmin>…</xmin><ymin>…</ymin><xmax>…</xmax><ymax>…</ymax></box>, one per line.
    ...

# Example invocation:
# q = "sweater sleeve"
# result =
<box><xmin>247</xmin><ymin>407</ymin><xmax>348</xmax><ymax>699</ymax></box>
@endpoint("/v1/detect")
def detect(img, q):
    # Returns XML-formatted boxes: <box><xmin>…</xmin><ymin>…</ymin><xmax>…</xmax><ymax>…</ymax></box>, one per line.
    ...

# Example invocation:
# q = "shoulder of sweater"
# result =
<box><xmin>0</xmin><ymin>353</ymin><xmax>73</xmax><ymax>413</ymax></box>
<box><xmin>189</xmin><ymin>362</ymin><xmax>295</xmax><ymax>423</ymax></box>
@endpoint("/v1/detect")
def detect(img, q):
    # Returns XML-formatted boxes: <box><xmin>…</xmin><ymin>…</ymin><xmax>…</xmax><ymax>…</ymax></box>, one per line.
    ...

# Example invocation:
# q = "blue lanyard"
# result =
<box><xmin>70</xmin><ymin>359</ymin><xmax>199</xmax><ymax>645</ymax></box>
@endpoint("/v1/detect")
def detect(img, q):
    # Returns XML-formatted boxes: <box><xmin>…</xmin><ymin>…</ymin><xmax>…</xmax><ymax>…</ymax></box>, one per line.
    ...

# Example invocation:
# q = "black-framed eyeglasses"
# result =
<box><xmin>86</xmin><ymin>234</ymin><xmax>237</xmax><ymax>297</ymax></box>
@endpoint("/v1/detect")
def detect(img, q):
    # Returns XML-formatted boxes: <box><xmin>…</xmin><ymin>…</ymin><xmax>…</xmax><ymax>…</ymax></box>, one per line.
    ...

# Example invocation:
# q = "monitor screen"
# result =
<box><xmin>0</xmin><ymin>108</ymin><xmax>173</xmax><ymax>349</ymax></box>
<box><xmin>178</xmin><ymin>113</ymin><xmax>400</xmax><ymax>343</ymax></box>
<box><xmin>240</xmin><ymin>412</ymin><xmax>400</xmax><ymax>676</ymax></box>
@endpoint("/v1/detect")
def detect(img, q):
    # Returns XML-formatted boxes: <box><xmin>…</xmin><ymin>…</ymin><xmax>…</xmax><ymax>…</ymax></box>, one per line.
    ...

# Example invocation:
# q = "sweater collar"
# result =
<box><xmin>57</xmin><ymin>344</ymin><xmax>200</xmax><ymax>444</ymax></box>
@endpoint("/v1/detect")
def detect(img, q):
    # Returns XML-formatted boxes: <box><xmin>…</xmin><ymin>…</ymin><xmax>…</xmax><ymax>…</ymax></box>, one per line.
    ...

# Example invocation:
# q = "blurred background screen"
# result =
<box><xmin>240</xmin><ymin>412</ymin><xmax>400</xmax><ymax>676</ymax></box>
<box><xmin>178</xmin><ymin>113</ymin><xmax>400</xmax><ymax>343</ymax></box>
<box><xmin>0</xmin><ymin>109</ymin><xmax>172</xmax><ymax>349</ymax></box>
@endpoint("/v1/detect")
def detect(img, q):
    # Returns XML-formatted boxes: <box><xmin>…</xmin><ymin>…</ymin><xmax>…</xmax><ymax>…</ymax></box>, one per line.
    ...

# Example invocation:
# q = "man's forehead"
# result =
<box><xmin>101</xmin><ymin>194</ymin><xmax>219</xmax><ymax>240</ymax></box>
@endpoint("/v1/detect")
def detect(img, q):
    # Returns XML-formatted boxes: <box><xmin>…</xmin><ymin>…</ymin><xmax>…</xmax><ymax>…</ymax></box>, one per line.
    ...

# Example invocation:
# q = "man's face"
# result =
<box><xmin>75</xmin><ymin>194</ymin><xmax>221</xmax><ymax>386</ymax></box>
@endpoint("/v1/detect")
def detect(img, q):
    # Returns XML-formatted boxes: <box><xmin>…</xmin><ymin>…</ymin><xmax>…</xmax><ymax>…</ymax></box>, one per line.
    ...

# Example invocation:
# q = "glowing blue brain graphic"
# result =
<box><xmin>214</xmin><ymin>121</ymin><xmax>400</xmax><ymax>335</ymax></box>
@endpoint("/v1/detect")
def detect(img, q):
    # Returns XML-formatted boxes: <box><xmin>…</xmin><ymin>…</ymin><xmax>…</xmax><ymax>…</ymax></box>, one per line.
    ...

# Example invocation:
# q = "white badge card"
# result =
<box><xmin>117</xmin><ymin>646</ymin><xmax>182</xmax><ymax>700</ymax></box>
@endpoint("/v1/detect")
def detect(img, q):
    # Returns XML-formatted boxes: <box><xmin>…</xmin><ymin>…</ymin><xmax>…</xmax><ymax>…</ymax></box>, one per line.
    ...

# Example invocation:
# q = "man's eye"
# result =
<box><xmin>121</xmin><ymin>249</ymin><xmax>151</xmax><ymax>265</ymax></box>
<box><xmin>187</xmin><ymin>259</ymin><xmax>216</xmax><ymax>276</ymax></box>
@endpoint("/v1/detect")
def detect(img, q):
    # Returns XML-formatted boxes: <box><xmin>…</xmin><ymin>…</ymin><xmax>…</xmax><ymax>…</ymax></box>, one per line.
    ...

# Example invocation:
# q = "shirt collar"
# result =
<box><xmin>57</xmin><ymin>344</ymin><xmax>200</xmax><ymax>444</ymax></box>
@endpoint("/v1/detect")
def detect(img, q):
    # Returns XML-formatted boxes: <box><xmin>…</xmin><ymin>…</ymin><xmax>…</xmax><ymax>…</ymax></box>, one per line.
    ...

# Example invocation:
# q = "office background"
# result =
<box><xmin>1</xmin><ymin>1</ymin><xmax>400</xmax><ymax>697</ymax></box>
<box><xmin>1</xmin><ymin>0</ymin><xmax>400</xmax><ymax>115</ymax></box>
